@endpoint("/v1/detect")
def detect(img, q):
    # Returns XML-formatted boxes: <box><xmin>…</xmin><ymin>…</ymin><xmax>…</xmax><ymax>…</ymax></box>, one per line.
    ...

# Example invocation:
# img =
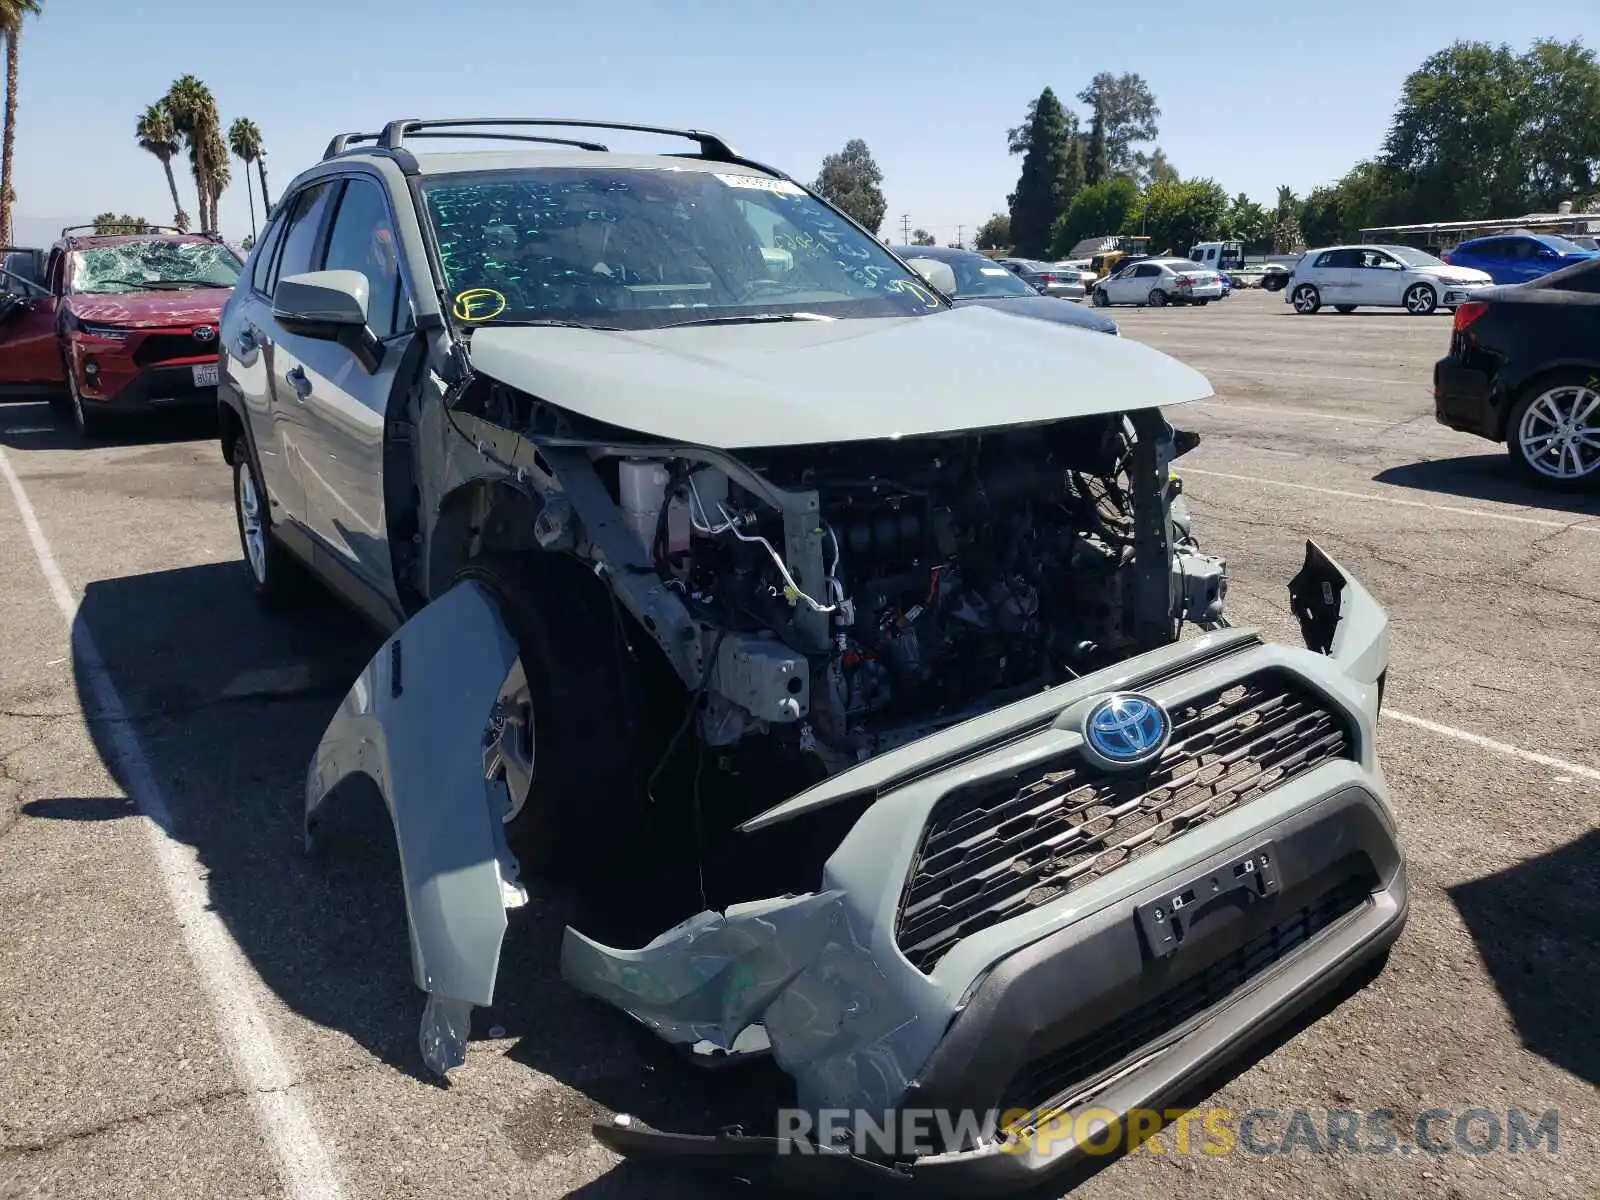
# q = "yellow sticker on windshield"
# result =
<box><xmin>452</xmin><ymin>288</ymin><xmax>507</xmax><ymax>322</ymax></box>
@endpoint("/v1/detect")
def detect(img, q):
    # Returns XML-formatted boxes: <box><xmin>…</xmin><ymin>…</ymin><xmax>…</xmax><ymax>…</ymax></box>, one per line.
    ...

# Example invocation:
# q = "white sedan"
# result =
<box><xmin>1091</xmin><ymin>258</ymin><xmax>1225</xmax><ymax>308</ymax></box>
<box><xmin>1286</xmin><ymin>244</ymin><xmax>1493</xmax><ymax>315</ymax></box>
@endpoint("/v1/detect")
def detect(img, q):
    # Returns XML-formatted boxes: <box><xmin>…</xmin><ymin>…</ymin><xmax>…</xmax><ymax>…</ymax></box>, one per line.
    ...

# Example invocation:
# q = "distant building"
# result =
<box><xmin>1360</xmin><ymin>199</ymin><xmax>1600</xmax><ymax>252</ymax></box>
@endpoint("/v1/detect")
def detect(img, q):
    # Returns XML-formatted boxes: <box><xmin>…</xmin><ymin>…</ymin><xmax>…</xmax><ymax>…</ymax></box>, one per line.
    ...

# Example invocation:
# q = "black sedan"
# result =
<box><xmin>1433</xmin><ymin>257</ymin><xmax>1600</xmax><ymax>488</ymax></box>
<box><xmin>892</xmin><ymin>245</ymin><xmax>1119</xmax><ymax>335</ymax></box>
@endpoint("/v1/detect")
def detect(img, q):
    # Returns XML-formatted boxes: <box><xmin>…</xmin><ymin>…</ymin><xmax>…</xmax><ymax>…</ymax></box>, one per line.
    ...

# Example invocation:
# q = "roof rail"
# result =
<box><xmin>61</xmin><ymin>223</ymin><xmax>186</xmax><ymax>238</ymax></box>
<box><xmin>371</xmin><ymin>117</ymin><xmax>740</xmax><ymax>161</ymax></box>
<box><xmin>324</xmin><ymin>128</ymin><xmax>609</xmax><ymax>159</ymax></box>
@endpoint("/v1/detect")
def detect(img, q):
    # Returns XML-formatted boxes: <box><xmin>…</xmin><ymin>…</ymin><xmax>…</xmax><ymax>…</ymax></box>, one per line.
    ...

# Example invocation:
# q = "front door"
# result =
<box><xmin>0</xmin><ymin>250</ymin><xmax>63</xmax><ymax>387</ymax></box>
<box><xmin>1352</xmin><ymin>249</ymin><xmax>1406</xmax><ymax>305</ymax></box>
<box><xmin>281</xmin><ymin>175</ymin><xmax>414</xmax><ymax>606</ymax></box>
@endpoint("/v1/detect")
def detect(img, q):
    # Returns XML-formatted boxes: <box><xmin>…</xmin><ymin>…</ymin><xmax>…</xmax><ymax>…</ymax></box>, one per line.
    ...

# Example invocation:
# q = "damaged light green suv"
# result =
<box><xmin>216</xmin><ymin>118</ymin><xmax>1407</xmax><ymax>1194</ymax></box>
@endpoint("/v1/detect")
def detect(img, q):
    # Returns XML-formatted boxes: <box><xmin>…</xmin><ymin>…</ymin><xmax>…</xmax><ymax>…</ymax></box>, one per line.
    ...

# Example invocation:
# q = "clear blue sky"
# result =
<box><xmin>6</xmin><ymin>0</ymin><xmax>1590</xmax><ymax>244</ymax></box>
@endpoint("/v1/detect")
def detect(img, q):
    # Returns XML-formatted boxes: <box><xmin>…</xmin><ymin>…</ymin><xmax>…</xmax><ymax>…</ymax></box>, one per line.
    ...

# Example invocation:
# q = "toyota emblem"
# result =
<box><xmin>193</xmin><ymin>325</ymin><xmax>217</xmax><ymax>343</ymax></box>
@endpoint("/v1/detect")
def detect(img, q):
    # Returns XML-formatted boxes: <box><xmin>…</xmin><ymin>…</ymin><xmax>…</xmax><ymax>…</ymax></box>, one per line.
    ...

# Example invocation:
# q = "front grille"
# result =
<box><xmin>999</xmin><ymin>877</ymin><xmax>1372</xmax><ymax>1118</ymax></box>
<box><xmin>894</xmin><ymin>672</ymin><xmax>1354</xmax><ymax>973</ymax></box>
<box><xmin>134</xmin><ymin>333</ymin><xmax>214</xmax><ymax>366</ymax></box>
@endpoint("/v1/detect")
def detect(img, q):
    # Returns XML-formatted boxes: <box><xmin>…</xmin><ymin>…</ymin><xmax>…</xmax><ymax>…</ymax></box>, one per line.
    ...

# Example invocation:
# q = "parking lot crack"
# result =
<box><xmin>0</xmin><ymin>1083</ymin><xmax>246</xmax><ymax>1156</ymax></box>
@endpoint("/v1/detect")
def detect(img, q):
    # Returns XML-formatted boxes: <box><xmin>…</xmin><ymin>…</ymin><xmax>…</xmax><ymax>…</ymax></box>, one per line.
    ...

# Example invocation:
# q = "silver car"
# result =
<box><xmin>1287</xmin><ymin>244</ymin><xmax>1492</xmax><ymax>315</ymax></box>
<box><xmin>998</xmin><ymin>257</ymin><xmax>1087</xmax><ymax>300</ymax></box>
<box><xmin>216</xmin><ymin>116</ymin><xmax>1406</xmax><ymax>1193</ymax></box>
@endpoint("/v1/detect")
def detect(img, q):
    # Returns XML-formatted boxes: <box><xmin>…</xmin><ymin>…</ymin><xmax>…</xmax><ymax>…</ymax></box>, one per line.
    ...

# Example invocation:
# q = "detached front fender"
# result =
<box><xmin>304</xmin><ymin>580</ymin><xmax>522</xmax><ymax>1074</ymax></box>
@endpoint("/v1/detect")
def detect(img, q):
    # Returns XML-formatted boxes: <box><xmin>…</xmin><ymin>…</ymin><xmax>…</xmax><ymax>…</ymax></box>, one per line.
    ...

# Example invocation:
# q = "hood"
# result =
<box><xmin>952</xmin><ymin>294</ymin><xmax>1119</xmax><ymax>334</ymax></box>
<box><xmin>64</xmin><ymin>289</ymin><xmax>227</xmax><ymax>328</ymax></box>
<box><xmin>468</xmin><ymin>305</ymin><xmax>1211</xmax><ymax>449</ymax></box>
<box><xmin>1418</xmin><ymin>263</ymin><xmax>1493</xmax><ymax>284</ymax></box>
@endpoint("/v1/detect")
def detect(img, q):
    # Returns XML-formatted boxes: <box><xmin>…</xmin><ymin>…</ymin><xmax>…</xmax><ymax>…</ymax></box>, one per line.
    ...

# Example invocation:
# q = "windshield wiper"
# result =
<box><xmin>144</xmin><ymin>278</ymin><xmax>233</xmax><ymax>289</ymax></box>
<box><xmin>659</xmin><ymin>312</ymin><xmax>838</xmax><ymax>329</ymax></box>
<box><xmin>476</xmin><ymin>318</ymin><xmax>625</xmax><ymax>331</ymax></box>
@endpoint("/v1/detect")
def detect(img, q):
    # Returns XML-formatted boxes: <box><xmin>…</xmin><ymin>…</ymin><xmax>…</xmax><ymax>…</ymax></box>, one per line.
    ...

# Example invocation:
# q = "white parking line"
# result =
<box><xmin>0</xmin><ymin>446</ymin><xmax>347</xmax><ymax>1200</ymax></box>
<box><xmin>1198</xmin><ymin>365</ymin><xmax>1422</xmax><ymax>388</ymax></box>
<box><xmin>1181</xmin><ymin>466</ymin><xmax>1600</xmax><ymax>534</ymax></box>
<box><xmin>1383</xmin><ymin>709</ymin><xmax>1600</xmax><ymax>784</ymax></box>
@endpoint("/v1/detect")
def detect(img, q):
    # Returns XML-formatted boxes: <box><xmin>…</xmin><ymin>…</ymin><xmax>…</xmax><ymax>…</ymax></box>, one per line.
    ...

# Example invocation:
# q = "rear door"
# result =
<box><xmin>221</xmin><ymin>204</ymin><xmax>299</xmax><ymax>512</ymax></box>
<box><xmin>289</xmin><ymin>173</ymin><xmax>417</xmax><ymax>601</ymax></box>
<box><xmin>1309</xmin><ymin>249</ymin><xmax>1355</xmax><ymax>298</ymax></box>
<box><xmin>0</xmin><ymin>247</ymin><xmax>64</xmax><ymax>387</ymax></box>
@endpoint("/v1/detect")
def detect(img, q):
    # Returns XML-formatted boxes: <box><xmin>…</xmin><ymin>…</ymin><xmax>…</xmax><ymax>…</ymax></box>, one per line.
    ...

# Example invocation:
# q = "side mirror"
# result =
<box><xmin>273</xmin><ymin>270</ymin><xmax>381</xmax><ymax>369</ymax></box>
<box><xmin>0</xmin><ymin>291</ymin><xmax>25</xmax><ymax>324</ymax></box>
<box><xmin>1172</xmin><ymin>428</ymin><xmax>1202</xmax><ymax>458</ymax></box>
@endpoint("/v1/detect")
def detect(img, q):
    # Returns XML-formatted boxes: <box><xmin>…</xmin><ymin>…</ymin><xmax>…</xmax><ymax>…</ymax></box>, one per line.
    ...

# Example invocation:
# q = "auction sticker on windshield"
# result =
<box><xmin>192</xmin><ymin>363</ymin><xmax>218</xmax><ymax>387</ymax></box>
<box><xmin>713</xmin><ymin>173</ymin><xmax>805</xmax><ymax>195</ymax></box>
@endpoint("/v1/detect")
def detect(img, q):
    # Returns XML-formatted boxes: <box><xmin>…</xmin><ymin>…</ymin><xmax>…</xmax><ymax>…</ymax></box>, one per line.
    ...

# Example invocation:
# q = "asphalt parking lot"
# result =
<box><xmin>0</xmin><ymin>287</ymin><xmax>1594</xmax><ymax>1200</ymax></box>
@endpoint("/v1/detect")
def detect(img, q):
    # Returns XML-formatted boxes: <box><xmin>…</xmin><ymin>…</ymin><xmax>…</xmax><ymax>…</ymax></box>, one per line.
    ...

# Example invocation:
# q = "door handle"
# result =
<box><xmin>285</xmin><ymin>365</ymin><xmax>312</xmax><ymax>401</ymax></box>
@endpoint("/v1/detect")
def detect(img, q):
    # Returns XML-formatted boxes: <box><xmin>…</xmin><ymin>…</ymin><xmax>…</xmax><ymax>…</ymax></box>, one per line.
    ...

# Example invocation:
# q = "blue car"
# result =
<box><xmin>892</xmin><ymin>245</ymin><xmax>1119</xmax><ymax>334</ymax></box>
<box><xmin>1443</xmin><ymin>231</ymin><xmax>1600</xmax><ymax>285</ymax></box>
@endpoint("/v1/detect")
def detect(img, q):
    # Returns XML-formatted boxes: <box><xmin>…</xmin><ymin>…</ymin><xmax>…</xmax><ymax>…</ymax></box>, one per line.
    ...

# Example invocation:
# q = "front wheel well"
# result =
<box><xmin>218</xmin><ymin>398</ymin><xmax>245</xmax><ymax>465</ymax></box>
<box><xmin>426</xmin><ymin>478</ymin><xmax>552</xmax><ymax>601</ymax></box>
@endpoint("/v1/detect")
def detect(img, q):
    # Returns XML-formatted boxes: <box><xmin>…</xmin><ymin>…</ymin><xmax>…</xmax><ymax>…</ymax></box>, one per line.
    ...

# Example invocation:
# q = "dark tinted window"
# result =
<box><xmin>322</xmin><ymin>177</ymin><xmax>410</xmax><ymax>339</ymax></box>
<box><xmin>1549</xmin><ymin>262</ymin><xmax>1600</xmax><ymax>294</ymax></box>
<box><xmin>249</xmin><ymin>211</ymin><xmax>289</xmax><ymax>294</ymax></box>
<box><xmin>270</xmin><ymin>181</ymin><xmax>338</xmax><ymax>291</ymax></box>
<box><xmin>1463</xmin><ymin>238</ymin><xmax>1507</xmax><ymax>257</ymax></box>
<box><xmin>1135</xmin><ymin>263</ymin><xmax>1159</xmax><ymax>278</ymax></box>
<box><xmin>1313</xmin><ymin>251</ymin><xmax>1337</xmax><ymax>268</ymax></box>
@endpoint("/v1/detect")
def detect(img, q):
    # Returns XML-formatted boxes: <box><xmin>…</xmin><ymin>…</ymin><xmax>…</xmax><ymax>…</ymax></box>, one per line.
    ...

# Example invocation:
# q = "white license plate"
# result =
<box><xmin>192</xmin><ymin>363</ymin><xmax>219</xmax><ymax>388</ymax></box>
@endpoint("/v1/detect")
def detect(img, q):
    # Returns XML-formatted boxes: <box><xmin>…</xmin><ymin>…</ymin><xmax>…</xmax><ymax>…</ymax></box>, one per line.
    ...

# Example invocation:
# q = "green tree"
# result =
<box><xmin>1225</xmin><ymin>193</ymin><xmax>1273</xmax><ymax>252</ymax></box>
<box><xmin>1380</xmin><ymin>38</ymin><xmax>1600</xmax><ymax>218</ymax></box>
<box><xmin>1125</xmin><ymin>178</ymin><xmax>1229</xmax><ymax>256</ymax></box>
<box><xmin>137</xmin><ymin>101</ymin><xmax>188</xmax><ymax>232</ymax></box>
<box><xmin>165</xmin><ymin>75</ymin><xmax>222</xmax><ymax>231</ymax></box>
<box><xmin>91</xmin><ymin>212</ymin><xmax>150</xmax><ymax>234</ymax></box>
<box><xmin>1083</xmin><ymin>109</ymin><xmax>1108</xmax><ymax>186</ymax></box>
<box><xmin>1141</xmin><ymin>147</ymin><xmax>1178</xmax><ymax>187</ymax></box>
<box><xmin>1049</xmin><ymin>176</ymin><xmax>1138</xmax><ymax>257</ymax></box>
<box><xmin>813</xmin><ymin>138</ymin><xmax>887</xmax><ymax>234</ymax></box>
<box><xmin>228</xmin><ymin>117</ymin><xmax>263</xmax><ymax>238</ymax></box>
<box><xmin>0</xmin><ymin>0</ymin><xmax>42</xmax><ymax>245</ymax></box>
<box><xmin>1271</xmin><ymin>185</ymin><xmax>1303</xmax><ymax>253</ymax></box>
<box><xmin>1006</xmin><ymin>87</ymin><xmax>1080</xmax><ymax>257</ymax></box>
<box><xmin>910</xmin><ymin>227</ymin><xmax>936</xmax><ymax>246</ymax></box>
<box><xmin>974</xmin><ymin>212</ymin><xmax>1010</xmax><ymax>251</ymax></box>
<box><xmin>1077</xmin><ymin>72</ymin><xmax>1160</xmax><ymax>178</ymax></box>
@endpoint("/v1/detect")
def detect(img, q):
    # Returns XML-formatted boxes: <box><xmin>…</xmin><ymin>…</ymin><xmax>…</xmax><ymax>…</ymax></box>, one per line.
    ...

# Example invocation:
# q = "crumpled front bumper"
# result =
<box><xmin>570</xmin><ymin>540</ymin><xmax>1406</xmax><ymax>1192</ymax></box>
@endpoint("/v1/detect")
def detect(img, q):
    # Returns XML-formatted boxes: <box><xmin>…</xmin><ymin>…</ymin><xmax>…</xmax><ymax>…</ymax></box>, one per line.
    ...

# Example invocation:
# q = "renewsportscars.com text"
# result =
<box><xmin>774</xmin><ymin>1106</ymin><xmax>1560</xmax><ymax>1159</ymax></box>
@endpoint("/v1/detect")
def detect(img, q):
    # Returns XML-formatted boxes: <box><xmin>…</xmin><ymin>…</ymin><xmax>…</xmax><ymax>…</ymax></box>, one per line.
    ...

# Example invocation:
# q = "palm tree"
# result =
<box><xmin>0</xmin><ymin>0</ymin><xmax>43</xmax><ymax>245</ymax></box>
<box><xmin>228</xmin><ymin>117</ymin><xmax>262</xmax><ymax>237</ymax></box>
<box><xmin>205</xmin><ymin>126</ymin><xmax>229</xmax><ymax>233</ymax></box>
<box><xmin>164</xmin><ymin>74</ymin><xmax>220</xmax><ymax>231</ymax></box>
<box><xmin>255</xmin><ymin>142</ymin><xmax>271</xmax><ymax>215</ymax></box>
<box><xmin>137</xmin><ymin>101</ymin><xmax>188</xmax><ymax>231</ymax></box>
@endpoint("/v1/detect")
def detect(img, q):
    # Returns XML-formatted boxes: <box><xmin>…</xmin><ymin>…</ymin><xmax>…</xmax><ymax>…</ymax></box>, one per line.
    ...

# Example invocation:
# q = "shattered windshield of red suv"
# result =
<box><xmin>70</xmin><ymin>240</ymin><xmax>243</xmax><ymax>294</ymax></box>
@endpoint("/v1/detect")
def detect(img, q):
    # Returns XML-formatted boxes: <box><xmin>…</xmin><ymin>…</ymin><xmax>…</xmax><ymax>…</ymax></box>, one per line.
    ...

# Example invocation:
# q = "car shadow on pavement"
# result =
<box><xmin>0</xmin><ymin>397</ymin><xmax>217</xmax><ymax>452</ymax></box>
<box><xmin>1447</xmin><ymin>830</ymin><xmax>1598</xmax><ymax>1088</ymax></box>
<box><xmin>1374</xmin><ymin>456</ymin><xmax>1600</xmax><ymax>518</ymax></box>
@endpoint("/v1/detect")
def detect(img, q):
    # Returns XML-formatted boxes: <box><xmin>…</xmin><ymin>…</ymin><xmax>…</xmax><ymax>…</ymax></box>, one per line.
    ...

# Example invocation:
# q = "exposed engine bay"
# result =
<box><xmin>482</xmin><ymin>386</ymin><xmax>1229</xmax><ymax>777</ymax></box>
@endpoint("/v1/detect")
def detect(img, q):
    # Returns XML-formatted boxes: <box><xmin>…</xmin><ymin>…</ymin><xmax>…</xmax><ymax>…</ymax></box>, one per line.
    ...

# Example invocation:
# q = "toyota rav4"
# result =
<box><xmin>215</xmin><ymin>117</ymin><xmax>1407</xmax><ymax>1194</ymax></box>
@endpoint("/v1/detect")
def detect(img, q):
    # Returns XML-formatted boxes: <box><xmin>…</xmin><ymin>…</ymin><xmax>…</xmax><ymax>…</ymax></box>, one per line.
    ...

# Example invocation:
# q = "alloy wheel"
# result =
<box><xmin>1517</xmin><ymin>384</ymin><xmax>1600</xmax><ymax>481</ymax></box>
<box><xmin>236</xmin><ymin>462</ymin><xmax>268</xmax><ymax>584</ymax></box>
<box><xmin>1405</xmin><ymin>284</ymin><xmax>1436</xmax><ymax>315</ymax></box>
<box><xmin>483</xmin><ymin>658</ymin><xmax>535</xmax><ymax>823</ymax></box>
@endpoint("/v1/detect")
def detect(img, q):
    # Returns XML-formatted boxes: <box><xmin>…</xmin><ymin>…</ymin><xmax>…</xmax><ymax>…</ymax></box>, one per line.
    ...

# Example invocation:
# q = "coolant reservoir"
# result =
<box><xmin>618</xmin><ymin>460</ymin><xmax>691</xmax><ymax>561</ymax></box>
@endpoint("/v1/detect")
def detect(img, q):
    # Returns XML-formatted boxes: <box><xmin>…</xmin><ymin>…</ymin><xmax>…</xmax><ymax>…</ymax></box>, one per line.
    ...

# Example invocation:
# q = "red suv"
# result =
<box><xmin>0</xmin><ymin>227</ymin><xmax>243</xmax><ymax>438</ymax></box>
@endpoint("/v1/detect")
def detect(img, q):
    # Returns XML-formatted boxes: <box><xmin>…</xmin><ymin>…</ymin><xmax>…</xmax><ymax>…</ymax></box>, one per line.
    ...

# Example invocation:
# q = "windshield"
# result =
<box><xmin>1537</xmin><ymin>233</ymin><xmax>1589</xmax><ymax>255</ymax></box>
<box><xmin>420</xmin><ymin>167</ymin><xmax>943</xmax><ymax>329</ymax></box>
<box><xmin>1387</xmin><ymin>246</ymin><xmax>1445</xmax><ymax>267</ymax></box>
<box><xmin>904</xmin><ymin>253</ymin><xmax>1036</xmax><ymax>300</ymax></box>
<box><xmin>70</xmin><ymin>241</ymin><xmax>242</xmax><ymax>294</ymax></box>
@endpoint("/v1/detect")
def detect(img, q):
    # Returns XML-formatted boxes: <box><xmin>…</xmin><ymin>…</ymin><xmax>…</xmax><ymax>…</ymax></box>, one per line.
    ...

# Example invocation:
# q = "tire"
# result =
<box><xmin>1505</xmin><ymin>371</ymin><xmax>1600</xmax><ymax>491</ymax></box>
<box><xmin>1092</xmin><ymin>288</ymin><xmax>1109</xmax><ymax>307</ymax></box>
<box><xmin>451</xmin><ymin>554</ymin><xmax>650</xmax><ymax>877</ymax></box>
<box><xmin>1194</xmin><ymin>299</ymin><xmax>1209</xmax><ymax>306</ymax></box>
<box><xmin>1147</xmin><ymin>288</ymin><xmax>1168</xmax><ymax>307</ymax></box>
<box><xmin>232</xmin><ymin>438</ymin><xmax>306</xmax><ymax>608</ymax></box>
<box><xmin>1403</xmin><ymin>283</ymin><xmax>1437</xmax><ymax>315</ymax></box>
<box><xmin>65</xmin><ymin>364</ymin><xmax>107</xmax><ymax>440</ymax></box>
<box><xmin>1291</xmin><ymin>284</ymin><xmax>1321</xmax><ymax>314</ymax></box>
<box><xmin>1335</xmin><ymin>304</ymin><xmax>1357</xmax><ymax>313</ymax></box>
